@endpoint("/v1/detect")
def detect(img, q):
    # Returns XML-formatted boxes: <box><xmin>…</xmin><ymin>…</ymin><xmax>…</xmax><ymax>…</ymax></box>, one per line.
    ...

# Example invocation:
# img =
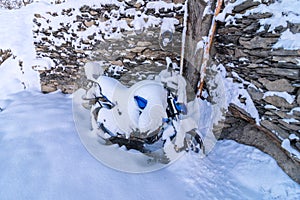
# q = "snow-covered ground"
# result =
<box><xmin>1</xmin><ymin>0</ymin><xmax>300</xmax><ymax>199</ymax></box>
<box><xmin>0</xmin><ymin>91</ymin><xmax>299</xmax><ymax>199</ymax></box>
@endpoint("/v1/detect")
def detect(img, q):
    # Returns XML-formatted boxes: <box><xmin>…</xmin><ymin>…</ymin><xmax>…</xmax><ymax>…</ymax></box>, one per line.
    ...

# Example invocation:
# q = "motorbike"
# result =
<box><xmin>82</xmin><ymin>62</ymin><xmax>204</xmax><ymax>161</ymax></box>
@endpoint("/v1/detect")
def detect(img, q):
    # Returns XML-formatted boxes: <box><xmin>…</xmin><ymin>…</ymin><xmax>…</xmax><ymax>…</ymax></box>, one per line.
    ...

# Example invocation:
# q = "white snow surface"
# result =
<box><xmin>273</xmin><ymin>30</ymin><xmax>300</xmax><ymax>50</ymax></box>
<box><xmin>0</xmin><ymin>91</ymin><xmax>299</xmax><ymax>199</ymax></box>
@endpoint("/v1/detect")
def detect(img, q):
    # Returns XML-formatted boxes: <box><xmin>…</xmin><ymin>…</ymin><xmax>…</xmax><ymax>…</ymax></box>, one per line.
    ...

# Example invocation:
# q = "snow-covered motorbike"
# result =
<box><xmin>82</xmin><ymin>61</ymin><xmax>204</xmax><ymax>161</ymax></box>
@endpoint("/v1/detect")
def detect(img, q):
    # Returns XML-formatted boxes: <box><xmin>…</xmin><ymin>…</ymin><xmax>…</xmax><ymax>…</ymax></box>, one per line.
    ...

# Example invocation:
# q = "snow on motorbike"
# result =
<box><xmin>82</xmin><ymin>62</ymin><xmax>204</xmax><ymax>161</ymax></box>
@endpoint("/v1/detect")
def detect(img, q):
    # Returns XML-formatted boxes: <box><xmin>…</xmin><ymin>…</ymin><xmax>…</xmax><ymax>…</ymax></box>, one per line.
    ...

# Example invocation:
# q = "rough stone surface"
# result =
<box><xmin>33</xmin><ymin>0</ymin><xmax>185</xmax><ymax>91</ymax></box>
<box><xmin>213</xmin><ymin>0</ymin><xmax>300</xmax><ymax>183</ymax></box>
<box><xmin>258</xmin><ymin>78</ymin><xmax>295</xmax><ymax>93</ymax></box>
<box><xmin>232</xmin><ymin>0</ymin><xmax>260</xmax><ymax>13</ymax></box>
<box><xmin>239</xmin><ymin>36</ymin><xmax>278</xmax><ymax>49</ymax></box>
<box><xmin>263</xmin><ymin>96</ymin><xmax>295</xmax><ymax>109</ymax></box>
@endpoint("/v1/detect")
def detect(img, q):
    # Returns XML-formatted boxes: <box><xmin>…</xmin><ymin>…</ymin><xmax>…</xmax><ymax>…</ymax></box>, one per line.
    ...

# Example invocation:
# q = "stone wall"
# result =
<box><xmin>212</xmin><ymin>0</ymin><xmax>300</xmax><ymax>182</ymax></box>
<box><xmin>33</xmin><ymin>0</ymin><xmax>185</xmax><ymax>93</ymax></box>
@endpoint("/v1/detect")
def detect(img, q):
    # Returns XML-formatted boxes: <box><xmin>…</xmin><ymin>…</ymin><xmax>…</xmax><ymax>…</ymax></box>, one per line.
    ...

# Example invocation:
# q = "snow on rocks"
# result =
<box><xmin>282</xmin><ymin>139</ymin><xmax>300</xmax><ymax>160</ymax></box>
<box><xmin>214</xmin><ymin>0</ymin><xmax>300</xmax><ymax>155</ymax></box>
<box><xmin>263</xmin><ymin>91</ymin><xmax>295</xmax><ymax>105</ymax></box>
<box><xmin>31</xmin><ymin>0</ymin><xmax>185</xmax><ymax>93</ymax></box>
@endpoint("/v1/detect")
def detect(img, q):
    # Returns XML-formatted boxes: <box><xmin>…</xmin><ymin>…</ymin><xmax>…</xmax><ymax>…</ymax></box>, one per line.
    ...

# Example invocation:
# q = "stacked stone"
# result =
<box><xmin>33</xmin><ymin>0</ymin><xmax>185</xmax><ymax>93</ymax></box>
<box><xmin>214</xmin><ymin>0</ymin><xmax>300</xmax><ymax>151</ymax></box>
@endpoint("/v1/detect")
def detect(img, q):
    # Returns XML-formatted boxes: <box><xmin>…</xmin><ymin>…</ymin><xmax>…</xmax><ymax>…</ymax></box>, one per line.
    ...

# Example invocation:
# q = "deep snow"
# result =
<box><xmin>0</xmin><ymin>91</ymin><xmax>299</xmax><ymax>199</ymax></box>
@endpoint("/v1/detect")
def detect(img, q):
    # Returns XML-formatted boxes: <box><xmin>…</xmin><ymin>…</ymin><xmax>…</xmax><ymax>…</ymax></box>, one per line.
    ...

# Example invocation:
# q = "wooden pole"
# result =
<box><xmin>180</xmin><ymin>0</ymin><xmax>189</xmax><ymax>75</ymax></box>
<box><xmin>197</xmin><ymin>0</ymin><xmax>223</xmax><ymax>98</ymax></box>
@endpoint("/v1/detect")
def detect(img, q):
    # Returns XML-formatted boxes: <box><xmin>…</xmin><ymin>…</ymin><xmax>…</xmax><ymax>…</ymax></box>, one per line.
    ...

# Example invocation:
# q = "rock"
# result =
<box><xmin>257</xmin><ymin>68</ymin><xmax>299</xmax><ymax>80</ymax></box>
<box><xmin>264</xmin><ymin>111</ymin><xmax>275</xmax><ymax>116</ymax></box>
<box><xmin>173</xmin><ymin>0</ymin><xmax>185</xmax><ymax>4</ymax></box>
<box><xmin>244</xmin><ymin>49</ymin><xmax>270</xmax><ymax>57</ymax></box>
<box><xmin>89</xmin><ymin>10</ymin><xmax>98</xmax><ymax>16</ymax></box>
<box><xmin>260</xmin><ymin>120</ymin><xmax>290</xmax><ymax>139</ymax></box>
<box><xmin>263</xmin><ymin>95</ymin><xmax>295</xmax><ymax>109</ymax></box>
<box><xmin>297</xmin><ymin>95</ymin><xmax>300</xmax><ymax>106</ymax></box>
<box><xmin>137</xmin><ymin>41</ymin><xmax>152</xmax><ymax>47</ymax></box>
<box><xmin>276</xmin><ymin>62</ymin><xmax>299</xmax><ymax>69</ymax></box>
<box><xmin>272</xmin><ymin>56</ymin><xmax>300</xmax><ymax>64</ymax></box>
<box><xmin>129</xmin><ymin>46</ymin><xmax>146</xmax><ymax>53</ymax></box>
<box><xmin>250</xmin><ymin>80</ymin><xmax>264</xmax><ymax>89</ymax></box>
<box><xmin>41</xmin><ymin>84</ymin><xmax>57</xmax><ymax>93</ymax></box>
<box><xmin>278</xmin><ymin>119</ymin><xmax>300</xmax><ymax>131</ymax></box>
<box><xmin>239</xmin><ymin>36</ymin><xmax>278</xmax><ymax>49</ymax></box>
<box><xmin>83</xmin><ymin>20</ymin><xmax>95</xmax><ymax>27</ymax></box>
<box><xmin>243</xmin><ymin>22</ymin><xmax>260</xmax><ymax>33</ymax></box>
<box><xmin>289</xmin><ymin>22</ymin><xmax>300</xmax><ymax>34</ymax></box>
<box><xmin>269</xmin><ymin>49</ymin><xmax>300</xmax><ymax>56</ymax></box>
<box><xmin>122</xmin><ymin>52</ymin><xmax>136</xmax><ymax>60</ymax></box>
<box><xmin>234</xmin><ymin>48</ymin><xmax>248</xmax><ymax>58</ymax></box>
<box><xmin>247</xmin><ymin>12</ymin><xmax>273</xmax><ymax>20</ymax></box>
<box><xmin>247</xmin><ymin>63</ymin><xmax>259</xmax><ymax>68</ymax></box>
<box><xmin>79</xmin><ymin>5</ymin><xmax>90</xmax><ymax>13</ymax></box>
<box><xmin>233</xmin><ymin>0</ymin><xmax>260</xmax><ymax>13</ymax></box>
<box><xmin>272</xmin><ymin>110</ymin><xmax>290</xmax><ymax>119</ymax></box>
<box><xmin>110</xmin><ymin>60</ymin><xmax>123</xmax><ymax>66</ymax></box>
<box><xmin>141</xmin><ymin>49</ymin><xmax>170</xmax><ymax>59</ymax></box>
<box><xmin>258</xmin><ymin>78</ymin><xmax>295</xmax><ymax>92</ymax></box>
<box><xmin>247</xmin><ymin>87</ymin><xmax>263</xmax><ymax>101</ymax></box>
<box><xmin>295</xmin><ymin>142</ymin><xmax>300</xmax><ymax>152</ymax></box>
<box><xmin>134</xmin><ymin>3</ymin><xmax>142</xmax><ymax>8</ymax></box>
<box><xmin>34</xmin><ymin>13</ymin><xmax>44</xmax><ymax>18</ymax></box>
